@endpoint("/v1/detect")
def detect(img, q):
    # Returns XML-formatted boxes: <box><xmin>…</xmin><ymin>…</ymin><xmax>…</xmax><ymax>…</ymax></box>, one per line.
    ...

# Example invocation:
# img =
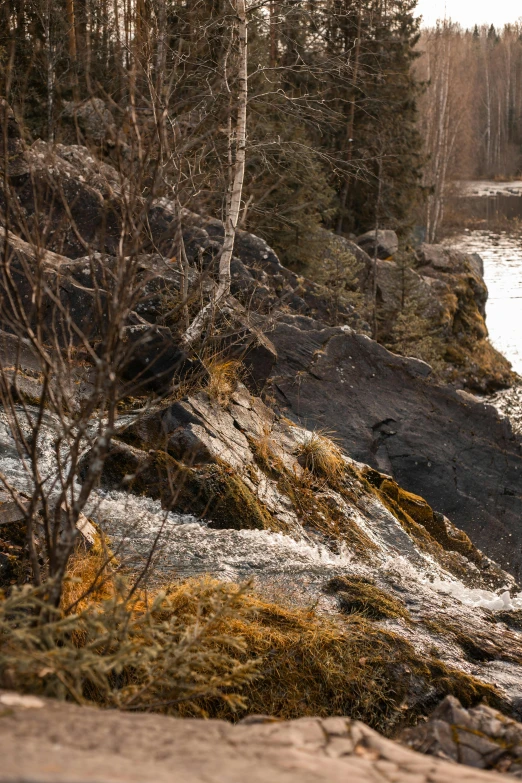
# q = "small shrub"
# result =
<box><xmin>385</xmin><ymin>298</ymin><xmax>445</xmax><ymax>375</ymax></box>
<box><xmin>0</xmin><ymin>573</ymin><xmax>258</xmax><ymax>714</ymax></box>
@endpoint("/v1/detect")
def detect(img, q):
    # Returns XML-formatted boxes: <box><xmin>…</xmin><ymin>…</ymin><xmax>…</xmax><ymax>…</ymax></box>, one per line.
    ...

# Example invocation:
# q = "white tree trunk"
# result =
<box><xmin>182</xmin><ymin>0</ymin><xmax>248</xmax><ymax>348</ymax></box>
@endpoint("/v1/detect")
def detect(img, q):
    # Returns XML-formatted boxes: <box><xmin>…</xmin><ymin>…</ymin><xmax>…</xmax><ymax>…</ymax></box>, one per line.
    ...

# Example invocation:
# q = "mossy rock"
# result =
<box><xmin>444</xmin><ymin>344</ymin><xmax>467</xmax><ymax>365</ymax></box>
<box><xmin>89</xmin><ymin>440</ymin><xmax>277</xmax><ymax>532</ymax></box>
<box><xmin>364</xmin><ymin>470</ymin><xmax>482</xmax><ymax>566</ymax></box>
<box><xmin>325</xmin><ymin>575</ymin><xmax>409</xmax><ymax>621</ymax></box>
<box><xmin>423</xmin><ymin>658</ymin><xmax>505</xmax><ymax>713</ymax></box>
<box><xmin>172</xmin><ymin>461</ymin><xmax>277</xmax><ymax>531</ymax></box>
<box><xmin>380</xmin><ymin>480</ymin><xmax>433</xmax><ymax>526</ymax></box>
<box><xmin>278</xmin><ymin>472</ymin><xmax>378</xmax><ymax>558</ymax></box>
<box><xmin>423</xmin><ymin>616</ymin><xmax>522</xmax><ymax>665</ymax></box>
<box><xmin>495</xmin><ymin>611</ymin><xmax>522</xmax><ymax>632</ymax></box>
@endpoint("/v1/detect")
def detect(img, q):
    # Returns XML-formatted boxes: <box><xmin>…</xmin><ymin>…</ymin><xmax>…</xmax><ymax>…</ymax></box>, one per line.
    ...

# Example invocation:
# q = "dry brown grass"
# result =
<box><xmin>193</xmin><ymin>586</ymin><xmax>505</xmax><ymax>732</ymax></box>
<box><xmin>206</xmin><ymin>359</ymin><xmax>243</xmax><ymax>405</ymax></box>
<box><xmin>250</xmin><ymin>430</ymin><xmax>380</xmax><ymax>558</ymax></box>
<box><xmin>325</xmin><ymin>575</ymin><xmax>410</xmax><ymax>621</ymax></box>
<box><xmin>250</xmin><ymin>428</ymin><xmax>285</xmax><ymax>480</ymax></box>
<box><xmin>0</xmin><ymin>546</ymin><xmax>508</xmax><ymax>733</ymax></box>
<box><xmin>295</xmin><ymin>429</ymin><xmax>345</xmax><ymax>482</ymax></box>
<box><xmin>61</xmin><ymin>535</ymin><xmax>118</xmax><ymax>613</ymax></box>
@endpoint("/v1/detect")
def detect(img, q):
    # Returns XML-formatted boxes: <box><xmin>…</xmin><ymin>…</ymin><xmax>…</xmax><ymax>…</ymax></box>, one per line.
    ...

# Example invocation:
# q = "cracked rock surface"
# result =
<box><xmin>0</xmin><ymin>691</ymin><xmax>514</xmax><ymax>783</ymax></box>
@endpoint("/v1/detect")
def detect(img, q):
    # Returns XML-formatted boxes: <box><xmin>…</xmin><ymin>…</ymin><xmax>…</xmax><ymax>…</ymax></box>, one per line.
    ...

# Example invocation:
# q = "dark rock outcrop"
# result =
<box><xmin>6</xmin><ymin>141</ymin><xmax>121</xmax><ymax>259</ymax></box>
<box><xmin>403</xmin><ymin>695</ymin><xmax>522</xmax><ymax>776</ymax></box>
<box><xmin>119</xmin><ymin>324</ymin><xmax>204</xmax><ymax>394</ymax></box>
<box><xmin>269</xmin><ymin>315</ymin><xmax>522</xmax><ymax>578</ymax></box>
<box><xmin>353</xmin><ymin>239</ymin><xmax>512</xmax><ymax>392</ymax></box>
<box><xmin>174</xmin><ymin>208</ymin><xmax>368</xmax><ymax>331</ymax></box>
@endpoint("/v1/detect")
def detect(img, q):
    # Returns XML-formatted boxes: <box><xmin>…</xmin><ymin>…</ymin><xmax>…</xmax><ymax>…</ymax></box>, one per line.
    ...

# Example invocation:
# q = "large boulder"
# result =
<box><xmin>269</xmin><ymin>315</ymin><xmax>522</xmax><ymax>579</ymax></box>
<box><xmin>119</xmin><ymin>324</ymin><xmax>204</xmax><ymax>394</ymax></box>
<box><xmin>5</xmin><ymin>140</ymin><xmax>121</xmax><ymax>258</ymax></box>
<box><xmin>352</xmin><ymin>241</ymin><xmax>511</xmax><ymax>392</ymax></box>
<box><xmin>403</xmin><ymin>695</ymin><xmax>522</xmax><ymax>775</ymax></box>
<box><xmin>152</xmin><ymin>206</ymin><xmax>368</xmax><ymax>331</ymax></box>
<box><xmin>61</xmin><ymin>98</ymin><xmax>122</xmax><ymax>148</ymax></box>
<box><xmin>81</xmin><ymin>385</ymin><xmax>300</xmax><ymax>532</ymax></box>
<box><xmin>415</xmin><ymin>243</ymin><xmax>488</xmax><ymax>319</ymax></box>
<box><xmin>356</xmin><ymin>229</ymin><xmax>399</xmax><ymax>259</ymax></box>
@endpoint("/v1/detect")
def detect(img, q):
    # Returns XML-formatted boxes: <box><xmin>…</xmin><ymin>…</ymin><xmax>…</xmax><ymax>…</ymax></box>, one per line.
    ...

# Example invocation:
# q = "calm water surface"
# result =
<box><xmin>450</xmin><ymin>230</ymin><xmax>522</xmax><ymax>376</ymax></box>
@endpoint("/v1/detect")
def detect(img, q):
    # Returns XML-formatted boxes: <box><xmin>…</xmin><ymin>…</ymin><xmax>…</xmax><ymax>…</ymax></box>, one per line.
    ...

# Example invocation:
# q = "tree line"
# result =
<box><xmin>416</xmin><ymin>22</ymin><xmax>522</xmax><ymax>240</ymax></box>
<box><xmin>1</xmin><ymin>0</ymin><xmax>424</xmax><ymax>268</ymax></box>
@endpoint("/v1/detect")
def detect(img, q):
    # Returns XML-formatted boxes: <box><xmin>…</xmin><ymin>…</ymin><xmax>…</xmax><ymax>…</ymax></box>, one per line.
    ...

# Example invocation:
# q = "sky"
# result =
<box><xmin>415</xmin><ymin>0</ymin><xmax>521</xmax><ymax>29</ymax></box>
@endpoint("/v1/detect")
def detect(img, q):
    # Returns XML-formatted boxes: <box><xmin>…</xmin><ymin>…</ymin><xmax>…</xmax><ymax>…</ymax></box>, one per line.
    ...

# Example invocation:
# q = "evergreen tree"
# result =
<box><xmin>322</xmin><ymin>0</ymin><xmax>424</xmax><ymax>235</ymax></box>
<box><xmin>1</xmin><ymin>0</ymin><xmax>426</xmax><ymax>250</ymax></box>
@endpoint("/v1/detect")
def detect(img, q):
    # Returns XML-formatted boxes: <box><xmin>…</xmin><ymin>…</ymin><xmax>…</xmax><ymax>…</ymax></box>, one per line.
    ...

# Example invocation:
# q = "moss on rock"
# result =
<box><xmin>325</xmin><ymin>575</ymin><xmax>410</xmax><ymax>620</ymax></box>
<box><xmin>92</xmin><ymin>441</ymin><xmax>277</xmax><ymax>532</ymax></box>
<box><xmin>278</xmin><ymin>469</ymin><xmax>379</xmax><ymax>559</ymax></box>
<box><xmin>172</xmin><ymin>461</ymin><xmax>277</xmax><ymax>531</ymax></box>
<box><xmin>422</xmin><ymin>615</ymin><xmax>522</xmax><ymax>666</ymax></box>
<box><xmin>367</xmin><ymin>471</ymin><xmax>483</xmax><ymax>567</ymax></box>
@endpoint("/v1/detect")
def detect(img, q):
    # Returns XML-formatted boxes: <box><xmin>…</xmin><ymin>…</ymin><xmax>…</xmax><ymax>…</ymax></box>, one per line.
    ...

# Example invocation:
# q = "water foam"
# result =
<box><xmin>430</xmin><ymin>578</ymin><xmax>522</xmax><ymax>611</ymax></box>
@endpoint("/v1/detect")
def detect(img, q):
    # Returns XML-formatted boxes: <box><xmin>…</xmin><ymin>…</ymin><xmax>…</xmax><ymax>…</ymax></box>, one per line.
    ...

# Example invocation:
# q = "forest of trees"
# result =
<box><xmin>4</xmin><ymin>2</ymin><xmax>522</xmax><ymax>253</ymax></box>
<box><xmin>0</xmin><ymin>0</ymin><xmax>424</xmax><ymax>268</ymax></box>
<box><xmin>417</xmin><ymin>22</ymin><xmax>522</xmax><ymax>240</ymax></box>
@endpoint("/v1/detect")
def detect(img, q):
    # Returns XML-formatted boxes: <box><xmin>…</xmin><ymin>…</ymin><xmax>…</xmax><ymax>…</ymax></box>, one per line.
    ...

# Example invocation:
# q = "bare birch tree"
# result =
<box><xmin>183</xmin><ymin>0</ymin><xmax>248</xmax><ymax>347</ymax></box>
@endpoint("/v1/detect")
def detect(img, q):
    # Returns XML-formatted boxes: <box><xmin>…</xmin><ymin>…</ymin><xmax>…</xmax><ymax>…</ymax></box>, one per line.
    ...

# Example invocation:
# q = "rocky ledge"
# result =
<box><xmin>0</xmin><ymin>691</ymin><xmax>515</xmax><ymax>783</ymax></box>
<box><xmin>269</xmin><ymin>315</ymin><xmax>522</xmax><ymax>578</ymax></box>
<box><xmin>1</xmin><ymin>123</ymin><xmax>521</xmax><ymax>576</ymax></box>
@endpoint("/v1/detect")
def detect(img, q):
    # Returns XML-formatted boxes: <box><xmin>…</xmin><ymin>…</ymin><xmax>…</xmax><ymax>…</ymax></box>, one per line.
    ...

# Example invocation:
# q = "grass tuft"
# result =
<box><xmin>325</xmin><ymin>575</ymin><xmax>410</xmax><ymax>621</ymax></box>
<box><xmin>206</xmin><ymin>359</ymin><xmax>243</xmax><ymax>405</ymax></box>
<box><xmin>295</xmin><ymin>429</ymin><xmax>345</xmax><ymax>482</ymax></box>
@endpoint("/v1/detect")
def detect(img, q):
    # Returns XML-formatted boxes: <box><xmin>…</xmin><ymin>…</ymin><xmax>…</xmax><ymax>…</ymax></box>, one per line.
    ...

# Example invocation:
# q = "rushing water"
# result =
<box><xmin>449</xmin><ymin>230</ymin><xmax>522</xmax><ymax>376</ymax></box>
<box><xmin>2</xmin><ymin>404</ymin><xmax>522</xmax><ymax>614</ymax></box>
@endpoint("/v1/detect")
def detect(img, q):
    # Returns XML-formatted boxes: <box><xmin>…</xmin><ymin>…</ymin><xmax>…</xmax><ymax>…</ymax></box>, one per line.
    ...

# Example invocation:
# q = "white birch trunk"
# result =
<box><xmin>182</xmin><ymin>0</ymin><xmax>248</xmax><ymax>348</ymax></box>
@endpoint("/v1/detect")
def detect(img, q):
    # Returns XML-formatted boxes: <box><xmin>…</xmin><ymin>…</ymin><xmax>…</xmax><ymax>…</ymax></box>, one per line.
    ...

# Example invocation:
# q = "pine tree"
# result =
<box><xmin>323</xmin><ymin>0</ymin><xmax>425</xmax><ymax>235</ymax></box>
